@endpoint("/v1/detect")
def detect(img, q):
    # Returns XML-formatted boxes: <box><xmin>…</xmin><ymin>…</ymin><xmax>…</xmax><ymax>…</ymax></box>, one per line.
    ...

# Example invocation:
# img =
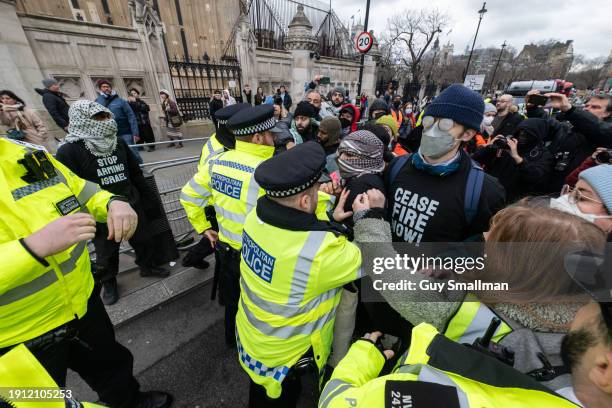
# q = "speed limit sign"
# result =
<box><xmin>355</xmin><ymin>31</ymin><xmax>373</xmax><ymax>54</ymax></box>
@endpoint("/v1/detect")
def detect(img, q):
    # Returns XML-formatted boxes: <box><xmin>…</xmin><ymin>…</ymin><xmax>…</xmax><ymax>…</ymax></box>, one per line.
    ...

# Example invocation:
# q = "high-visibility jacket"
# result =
<box><xmin>198</xmin><ymin>133</ymin><xmax>225</xmax><ymax>171</ymax></box>
<box><xmin>236</xmin><ymin>207</ymin><xmax>363</xmax><ymax>399</ymax></box>
<box><xmin>319</xmin><ymin>323</ymin><xmax>578</xmax><ymax>407</ymax></box>
<box><xmin>443</xmin><ymin>294</ymin><xmax>513</xmax><ymax>345</ymax></box>
<box><xmin>415</xmin><ymin>109</ymin><xmax>425</xmax><ymax>127</ymax></box>
<box><xmin>390</xmin><ymin>109</ymin><xmax>403</xmax><ymax>128</ymax></box>
<box><xmin>180</xmin><ymin>140</ymin><xmax>274</xmax><ymax>250</ymax></box>
<box><xmin>0</xmin><ymin>343</ymin><xmax>104</xmax><ymax>407</ymax></box>
<box><xmin>0</xmin><ymin>139</ymin><xmax>112</xmax><ymax>348</ymax></box>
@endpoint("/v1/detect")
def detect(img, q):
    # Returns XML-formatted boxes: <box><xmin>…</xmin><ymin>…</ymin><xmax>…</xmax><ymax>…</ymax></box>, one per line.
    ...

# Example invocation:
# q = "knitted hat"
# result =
<box><xmin>424</xmin><ymin>84</ymin><xmax>485</xmax><ymax>130</ymax></box>
<box><xmin>376</xmin><ymin>115</ymin><xmax>398</xmax><ymax>137</ymax></box>
<box><xmin>319</xmin><ymin>116</ymin><xmax>341</xmax><ymax>141</ymax></box>
<box><xmin>294</xmin><ymin>101</ymin><xmax>316</xmax><ymax>118</ymax></box>
<box><xmin>95</xmin><ymin>79</ymin><xmax>112</xmax><ymax>89</ymax></box>
<box><xmin>42</xmin><ymin>78</ymin><xmax>58</xmax><ymax>88</ymax></box>
<box><xmin>579</xmin><ymin>164</ymin><xmax>612</xmax><ymax>213</ymax></box>
<box><xmin>159</xmin><ymin>89</ymin><xmax>171</xmax><ymax>97</ymax></box>
<box><xmin>369</xmin><ymin>98</ymin><xmax>389</xmax><ymax>117</ymax></box>
<box><xmin>484</xmin><ymin>103</ymin><xmax>497</xmax><ymax>114</ymax></box>
<box><xmin>332</xmin><ymin>86</ymin><xmax>346</xmax><ymax>96</ymax></box>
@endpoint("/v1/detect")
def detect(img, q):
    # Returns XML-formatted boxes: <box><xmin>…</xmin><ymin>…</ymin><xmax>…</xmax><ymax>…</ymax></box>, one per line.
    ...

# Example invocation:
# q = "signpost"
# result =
<box><xmin>356</xmin><ymin>0</ymin><xmax>372</xmax><ymax>98</ymax></box>
<box><xmin>464</xmin><ymin>74</ymin><xmax>486</xmax><ymax>91</ymax></box>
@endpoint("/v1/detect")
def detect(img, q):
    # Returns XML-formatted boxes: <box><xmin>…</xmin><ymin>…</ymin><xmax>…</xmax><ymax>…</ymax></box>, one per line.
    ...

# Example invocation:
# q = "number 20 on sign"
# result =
<box><xmin>355</xmin><ymin>31</ymin><xmax>373</xmax><ymax>54</ymax></box>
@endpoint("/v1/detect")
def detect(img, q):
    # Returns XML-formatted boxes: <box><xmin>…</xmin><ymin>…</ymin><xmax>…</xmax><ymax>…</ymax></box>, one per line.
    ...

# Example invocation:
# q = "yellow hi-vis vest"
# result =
<box><xmin>180</xmin><ymin>140</ymin><xmax>274</xmax><ymax>250</ymax></box>
<box><xmin>319</xmin><ymin>323</ymin><xmax>578</xmax><ymax>408</ymax></box>
<box><xmin>0</xmin><ymin>139</ymin><xmax>112</xmax><ymax>348</ymax></box>
<box><xmin>444</xmin><ymin>293</ymin><xmax>513</xmax><ymax>344</ymax></box>
<box><xmin>0</xmin><ymin>344</ymin><xmax>104</xmax><ymax>407</ymax></box>
<box><xmin>236</xmin><ymin>208</ymin><xmax>363</xmax><ymax>399</ymax></box>
<box><xmin>198</xmin><ymin>133</ymin><xmax>225</xmax><ymax>171</ymax></box>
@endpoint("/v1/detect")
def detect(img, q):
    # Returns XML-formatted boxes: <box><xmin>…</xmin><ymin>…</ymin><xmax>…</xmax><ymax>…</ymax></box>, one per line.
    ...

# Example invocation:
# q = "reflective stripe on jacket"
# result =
<box><xmin>319</xmin><ymin>323</ymin><xmax>578</xmax><ymax>407</ymax></box>
<box><xmin>236</xmin><ymin>210</ymin><xmax>362</xmax><ymax>399</ymax></box>
<box><xmin>198</xmin><ymin>133</ymin><xmax>225</xmax><ymax>171</ymax></box>
<box><xmin>180</xmin><ymin>140</ymin><xmax>274</xmax><ymax>249</ymax></box>
<box><xmin>0</xmin><ymin>138</ymin><xmax>112</xmax><ymax>348</ymax></box>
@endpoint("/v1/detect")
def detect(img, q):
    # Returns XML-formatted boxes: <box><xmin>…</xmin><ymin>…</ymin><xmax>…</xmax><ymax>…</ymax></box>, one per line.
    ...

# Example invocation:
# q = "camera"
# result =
<box><xmin>493</xmin><ymin>136</ymin><xmax>511</xmax><ymax>149</ymax></box>
<box><xmin>595</xmin><ymin>149</ymin><xmax>612</xmax><ymax>164</ymax></box>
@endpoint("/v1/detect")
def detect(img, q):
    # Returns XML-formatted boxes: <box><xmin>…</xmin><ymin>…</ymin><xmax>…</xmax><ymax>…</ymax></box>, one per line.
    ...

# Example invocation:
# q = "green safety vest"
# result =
<box><xmin>0</xmin><ymin>344</ymin><xmax>105</xmax><ymax>407</ymax></box>
<box><xmin>0</xmin><ymin>139</ymin><xmax>112</xmax><ymax>348</ymax></box>
<box><xmin>236</xmin><ymin>208</ymin><xmax>363</xmax><ymax>399</ymax></box>
<box><xmin>444</xmin><ymin>293</ymin><xmax>513</xmax><ymax>345</ymax></box>
<box><xmin>319</xmin><ymin>323</ymin><xmax>578</xmax><ymax>407</ymax></box>
<box><xmin>198</xmin><ymin>133</ymin><xmax>225</xmax><ymax>171</ymax></box>
<box><xmin>180</xmin><ymin>140</ymin><xmax>275</xmax><ymax>249</ymax></box>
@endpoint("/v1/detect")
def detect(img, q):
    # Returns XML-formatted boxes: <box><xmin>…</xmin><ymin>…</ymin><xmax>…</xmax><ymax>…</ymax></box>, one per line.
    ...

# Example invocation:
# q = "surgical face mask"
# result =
<box><xmin>420</xmin><ymin>117</ymin><xmax>460</xmax><ymax>159</ymax></box>
<box><xmin>405</xmin><ymin>108</ymin><xmax>413</xmax><ymax>114</ymax></box>
<box><xmin>483</xmin><ymin>116</ymin><xmax>494</xmax><ymax>126</ymax></box>
<box><xmin>550</xmin><ymin>195</ymin><xmax>612</xmax><ymax>223</ymax></box>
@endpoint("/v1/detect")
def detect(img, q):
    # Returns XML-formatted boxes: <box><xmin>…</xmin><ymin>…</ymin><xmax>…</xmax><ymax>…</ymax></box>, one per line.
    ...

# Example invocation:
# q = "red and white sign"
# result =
<box><xmin>355</xmin><ymin>31</ymin><xmax>373</xmax><ymax>54</ymax></box>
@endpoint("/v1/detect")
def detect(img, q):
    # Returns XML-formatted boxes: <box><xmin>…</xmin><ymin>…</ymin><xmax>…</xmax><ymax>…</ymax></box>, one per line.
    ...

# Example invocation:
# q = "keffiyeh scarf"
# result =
<box><xmin>336</xmin><ymin>130</ymin><xmax>385</xmax><ymax>179</ymax></box>
<box><xmin>64</xmin><ymin>100</ymin><xmax>117</xmax><ymax>157</ymax></box>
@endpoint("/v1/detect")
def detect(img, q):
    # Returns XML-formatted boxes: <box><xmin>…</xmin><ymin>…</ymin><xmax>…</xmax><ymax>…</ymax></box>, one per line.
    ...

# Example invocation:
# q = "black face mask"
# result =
<box><xmin>339</xmin><ymin>117</ymin><xmax>351</xmax><ymax>128</ymax></box>
<box><xmin>516</xmin><ymin>131</ymin><xmax>536</xmax><ymax>150</ymax></box>
<box><xmin>372</xmin><ymin>111</ymin><xmax>386</xmax><ymax>120</ymax></box>
<box><xmin>393</xmin><ymin>101</ymin><xmax>401</xmax><ymax>109</ymax></box>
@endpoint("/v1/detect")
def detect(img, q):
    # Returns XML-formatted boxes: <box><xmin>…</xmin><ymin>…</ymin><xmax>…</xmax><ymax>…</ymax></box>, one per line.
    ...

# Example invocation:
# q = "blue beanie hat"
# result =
<box><xmin>425</xmin><ymin>84</ymin><xmax>485</xmax><ymax>130</ymax></box>
<box><xmin>579</xmin><ymin>164</ymin><xmax>612</xmax><ymax>213</ymax></box>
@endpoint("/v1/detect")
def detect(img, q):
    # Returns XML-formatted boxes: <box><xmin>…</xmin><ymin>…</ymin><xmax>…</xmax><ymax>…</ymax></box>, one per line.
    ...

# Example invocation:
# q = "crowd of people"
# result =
<box><xmin>1</xmin><ymin>71</ymin><xmax>611</xmax><ymax>408</ymax></box>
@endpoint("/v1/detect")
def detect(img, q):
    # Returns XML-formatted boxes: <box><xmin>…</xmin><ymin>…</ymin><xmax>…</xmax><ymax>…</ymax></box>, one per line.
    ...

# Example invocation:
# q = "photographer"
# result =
<box><xmin>565</xmin><ymin>147</ymin><xmax>612</xmax><ymax>187</ymax></box>
<box><xmin>472</xmin><ymin>118</ymin><xmax>556</xmax><ymax>203</ymax></box>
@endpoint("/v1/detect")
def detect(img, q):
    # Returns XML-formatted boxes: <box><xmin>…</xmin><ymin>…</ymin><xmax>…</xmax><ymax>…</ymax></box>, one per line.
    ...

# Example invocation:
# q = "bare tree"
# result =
<box><xmin>567</xmin><ymin>55</ymin><xmax>607</xmax><ymax>89</ymax></box>
<box><xmin>385</xmin><ymin>8</ymin><xmax>449</xmax><ymax>84</ymax></box>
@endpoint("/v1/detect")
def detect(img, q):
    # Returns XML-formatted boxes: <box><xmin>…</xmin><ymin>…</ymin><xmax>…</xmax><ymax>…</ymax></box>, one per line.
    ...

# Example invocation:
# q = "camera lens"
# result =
<box><xmin>596</xmin><ymin>150</ymin><xmax>611</xmax><ymax>163</ymax></box>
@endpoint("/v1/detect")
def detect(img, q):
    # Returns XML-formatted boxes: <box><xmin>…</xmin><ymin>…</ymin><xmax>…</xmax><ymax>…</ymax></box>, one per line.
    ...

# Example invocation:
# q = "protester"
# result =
<box><xmin>254</xmin><ymin>86</ymin><xmax>265</xmax><ymax>105</ymax></box>
<box><xmin>222</xmin><ymin>89</ymin><xmax>236</xmax><ymax>107</ymax></box>
<box><xmin>561</xmin><ymin>302</ymin><xmax>612</xmax><ymax>407</ymax></box>
<box><xmin>327</xmin><ymin>86</ymin><xmax>347</xmax><ymax>117</ymax></box>
<box><xmin>491</xmin><ymin>93</ymin><xmax>523</xmax><ymax>137</ymax></box>
<box><xmin>402</xmin><ymin>101</ymin><xmax>416</xmax><ymax>129</ymax></box>
<box><xmin>0</xmin><ymin>89</ymin><xmax>52</xmax><ymax>152</ymax></box>
<box><xmin>385</xmin><ymin>84</ymin><xmax>506</xmax><ymax>243</ymax></box>
<box><xmin>209</xmin><ymin>90</ymin><xmax>224</xmax><ymax>130</ymax></box>
<box><xmin>242</xmin><ymin>84</ymin><xmax>253</xmax><ymax>105</ymax></box>
<box><xmin>551</xmin><ymin>164</ymin><xmax>612</xmax><ymax>234</ymax></box>
<box><xmin>159</xmin><ymin>89</ymin><xmax>183</xmax><ymax>148</ymax></box>
<box><xmin>359</xmin><ymin>92</ymin><xmax>368</xmax><ymax>118</ymax></box>
<box><xmin>35</xmin><ymin>78</ymin><xmax>70</xmax><ymax>132</ymax></box>
<box><xmin>273</xmin><ymin>96</ymin><xmax>291</xmax><ymax>123</ymax></box>
<box><xmin>375</xmin><ymin>114</ymin><xmax>401</xmax><ymax>154</ymax></box>
<box><xmin>389</xmin><ymin>95</ymin><xmax>404</xmax><ymax>128</ymax></box>
<box><xmin>482</xmin><ymin>102</ymin><xmax>497</xmax><ymax>137</ymax></box>
<box><xmin>305</xmin><ymin>89</ymin><xmax>325</xmax><ymax>120</ymax></box>
<box><xmin>472</xmin><ymin>118</ymin><xmax>555</xmax><ymax>202</ymax></box>
<box><xmin>566</xmin><ymin>147</ymin><xmax>612</xmax><ymax>187</ymax></box>
<box><xmin>352</xmin><ymin>192</ymin><xmax>606</xmax><ymax>392</ymax></box>
<box><xmin>128</xmin><ymin>88</ymin><xmax>155</xmax><ymax>151</ymax></box>
<box><xmin>367</xmin><ymin>98</ymin><xmax>389</xmax><ymax>122</ymax></box>
<box><xmin>289</xmin><ymin>100</ymin><xmax>318</xmax><ymax>144</ymax></box>
<box><xmin>277</xmin><ymin>84</ymin><xmax>292</xmax><ymax>110</ymax></box>
<box><xmin>361</xmin><ymin>123</ymin><xmax>394</xmax><ymax>163</ymax></box>
<box><xmin>95</xmin><ymin>79</ymin><xmax>142</xmax><ymax>162</ymax></box>
<box><xmin>339</xmin><ymin>104</ymin><xmax>360</xmax><ymax>137</ymax></box>
<box><xmin>56</xmin><ymin>100</ymin><xmax>175</xmax><ymax>305</ymax></box>
<box><xmin>317</xmin><ymin>116</ymin><xmax>342</xmax><ymax>178</ymax></box>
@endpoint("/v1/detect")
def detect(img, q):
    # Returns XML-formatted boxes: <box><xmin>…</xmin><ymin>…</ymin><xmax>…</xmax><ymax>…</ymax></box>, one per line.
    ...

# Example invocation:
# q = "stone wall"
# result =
<box><xmin>254</xmin><ymin>48</ymin><xmax>293</xmax><ymax>96</ymax></box>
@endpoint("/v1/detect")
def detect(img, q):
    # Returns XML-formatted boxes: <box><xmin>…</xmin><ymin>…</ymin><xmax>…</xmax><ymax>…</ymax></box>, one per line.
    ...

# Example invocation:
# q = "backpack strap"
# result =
<box><xmin>385</xmin><ymin>154</ymin><xmax>411</xmax><ymax>189</ymax></box>
<box><xmin>464</xmin><ymin>160</ymin><xmax>485</xmax><ymax>226</ymax></box>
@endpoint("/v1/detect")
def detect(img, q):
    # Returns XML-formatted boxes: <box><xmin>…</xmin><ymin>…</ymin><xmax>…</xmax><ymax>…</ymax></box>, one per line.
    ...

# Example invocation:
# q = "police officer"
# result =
<box><xmin>181</xmin><ymin>104</ymin><xmax>277</xmax><ymax>346</ymax></box>
<box><xmin>184</xmin><ymin>103</ymin><xmax>251</xmax><ymax>271</ymax></box>
<box><xmin>319</xmin><ymin>323</ymin><xmax>578</xmax><ymax>407</ymax></box>
<box><xmin>0</xmin><ymin>137</ymin><xmax>172</xmax><ymax>407</ymax></box>
<box><xmin>235</xmin><ymin>142</ymin><xmax>363</xmax><ymax>407</ymax></box>
<box><xmin>197</xmin><ymin>103</ymin><xmax>250</xmax><ymax>170</ymax></box>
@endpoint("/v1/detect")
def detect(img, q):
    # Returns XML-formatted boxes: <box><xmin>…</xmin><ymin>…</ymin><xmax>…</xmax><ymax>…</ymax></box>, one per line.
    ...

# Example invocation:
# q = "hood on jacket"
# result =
<box><xmin>369</xmin><ymin>98</ymin><xmax>390</xmax><ymax>119</ymax></box>
<box><xmin>339</xmin><ymin>103</ymin><xmax>361</xmax><ymax>132</ymax></box>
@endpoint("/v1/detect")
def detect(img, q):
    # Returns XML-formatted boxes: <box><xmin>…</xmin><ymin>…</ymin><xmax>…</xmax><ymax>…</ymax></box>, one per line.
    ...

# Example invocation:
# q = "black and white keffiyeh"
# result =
<box><xmin>64</xmin><ymin>100</ymin><xmax>118</xmax><ymax>157</ymax></box>
<box><xmin>336</xmin><ymin>130</ymin><xmax>385</xmax><ymax>179</ymax></box>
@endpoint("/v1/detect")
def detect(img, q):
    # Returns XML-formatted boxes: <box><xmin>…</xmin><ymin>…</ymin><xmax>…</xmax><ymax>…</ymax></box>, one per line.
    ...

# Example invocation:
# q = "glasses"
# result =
<box><xmin>561</xmin><ymin>184</ymin><xmax>604</xmax><ymax>206</ymax></box>
<box><xmin>422</xmin><ymin>116</ymin><xmax>454</xmax><ymax>131</ymax></box>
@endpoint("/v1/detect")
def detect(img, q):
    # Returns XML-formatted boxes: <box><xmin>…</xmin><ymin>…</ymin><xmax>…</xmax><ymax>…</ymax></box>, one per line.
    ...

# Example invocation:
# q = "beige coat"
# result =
<box><xmin>0</xmin><ymin>106</ymin><xmax>52</xmax><ymax>151</ymax></box>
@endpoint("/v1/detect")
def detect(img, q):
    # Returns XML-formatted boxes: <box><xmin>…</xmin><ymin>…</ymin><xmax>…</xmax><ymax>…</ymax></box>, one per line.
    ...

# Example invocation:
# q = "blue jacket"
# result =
<box><xmin>95</xmin><ymin>93</ymin><xmax>139</xmax><ymax>136</ymax></box>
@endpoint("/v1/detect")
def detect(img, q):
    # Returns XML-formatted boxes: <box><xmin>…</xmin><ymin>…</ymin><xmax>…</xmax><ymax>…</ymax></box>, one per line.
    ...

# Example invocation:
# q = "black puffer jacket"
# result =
<box><xmin>472</xmin><ymin>118</ymin><xmax>556</xmax><ymax>202</ymax></box>
<box><xmin>35</xmin><ymin>88</ymin><xmax>69</xmax><ymax>129</ymax></box>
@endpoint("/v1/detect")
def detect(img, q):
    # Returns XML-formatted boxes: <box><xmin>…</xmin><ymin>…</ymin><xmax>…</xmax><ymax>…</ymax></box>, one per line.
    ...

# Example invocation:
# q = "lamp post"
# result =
<box><xmin>463</xmin><ymin>2</ymin><xmax>488</xmax><ymax>80</ymax></box>
<box><xmin>488</xmin><ymin>41</ymin><xmax>506</xmax><ymax>93</ymax></box>
<box><xmin>356</xmin><ymin>0</ymin><xmax>371</xmax><ymax>98</ymax></box>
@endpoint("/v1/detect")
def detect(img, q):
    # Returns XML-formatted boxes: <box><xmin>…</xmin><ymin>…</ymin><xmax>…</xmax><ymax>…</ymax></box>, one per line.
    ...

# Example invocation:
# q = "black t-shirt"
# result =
<box><xmin>344</xmin><ymin>173</ymin><xmax>386</xmax><ymax>213</ymax></box>
<box><xmin>387</xmin><ymin>152</ymin><xmax>506</xmax><ymax>243</ymax></box>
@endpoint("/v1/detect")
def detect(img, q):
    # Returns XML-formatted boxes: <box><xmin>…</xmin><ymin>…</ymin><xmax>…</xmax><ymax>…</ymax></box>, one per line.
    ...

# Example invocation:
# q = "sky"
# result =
<box><xmin>329</xmin><ymin>0</ymin><xmax>612</xmax><ymax>59</ymax></box>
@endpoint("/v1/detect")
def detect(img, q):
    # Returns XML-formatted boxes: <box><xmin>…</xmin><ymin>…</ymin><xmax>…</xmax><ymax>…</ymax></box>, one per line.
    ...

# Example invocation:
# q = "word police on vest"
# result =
<box><xmin>212</xmin><ymin>173</ymin><xmax>243</xmax><ymax>199</ymax></box>
<box><xmin>242</xmin><ymin>232</ymin><xmax>276</xmax><ymax>283</ymax></box>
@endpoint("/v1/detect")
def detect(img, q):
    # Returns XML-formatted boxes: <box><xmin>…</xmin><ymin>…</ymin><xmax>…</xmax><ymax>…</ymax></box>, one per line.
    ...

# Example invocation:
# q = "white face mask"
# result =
<box><xmin>483</xmin><ymin>116</ymin><xmax>494</xmax><ymax>126</ymax></box>
<box><xmin>550</xmin><ymin>195</ymin><xmax>612</xmax><ymax>223</ymax></box>
<box><xmin>405</xmin><ymin>108</ymin><xmax>413</xmax><ymax>114</ymax></box>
